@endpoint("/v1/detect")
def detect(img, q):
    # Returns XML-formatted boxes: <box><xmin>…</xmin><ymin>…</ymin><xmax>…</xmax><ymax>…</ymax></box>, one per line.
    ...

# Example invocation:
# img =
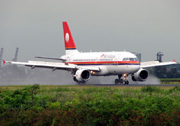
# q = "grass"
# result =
<box><xmin>0</xmin><ymin>85</ymin><xmax>180</xmax><ymax>126</ymax></box>
<box><xmin>160</xmin><ymin>78</ymin><xmax>180</xmax><ymax>84</ymax></box>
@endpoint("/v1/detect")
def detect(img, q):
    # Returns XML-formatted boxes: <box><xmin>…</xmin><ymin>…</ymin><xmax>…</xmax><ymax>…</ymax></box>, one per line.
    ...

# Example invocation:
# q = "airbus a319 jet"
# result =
<box><xmin>6</xmin><ymin>22</ymin><xmax>176</xmax><ymax>84</ymax></box>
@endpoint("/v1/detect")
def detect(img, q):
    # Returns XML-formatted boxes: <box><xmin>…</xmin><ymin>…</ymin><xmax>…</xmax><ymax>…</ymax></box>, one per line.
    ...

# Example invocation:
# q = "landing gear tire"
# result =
<box><xmin>115</xmin><ymin>79</ymin><xmax>124</xmax><ymax>85</ymax></box>
<box><xmin>115</xmin><ymin>74</ymin><xmax>129</xmax><ymax>85</ymax></box>
<box><xmin>123</xmin><ymin>80</ymin><xmax>129</xmax><ymax>85</ymax></box>
<box><xmin>115</xmin><ymin>79</ymin><xmax>120</xmax><ymax>85</ymax></box>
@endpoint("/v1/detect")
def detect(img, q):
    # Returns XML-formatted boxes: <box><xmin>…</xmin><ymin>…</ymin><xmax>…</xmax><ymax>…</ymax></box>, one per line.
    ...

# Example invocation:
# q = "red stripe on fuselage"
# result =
<box><xmin>67</xmin><ymin>61</ymin><xmax>140</xmax><ymax>65</ymax></box>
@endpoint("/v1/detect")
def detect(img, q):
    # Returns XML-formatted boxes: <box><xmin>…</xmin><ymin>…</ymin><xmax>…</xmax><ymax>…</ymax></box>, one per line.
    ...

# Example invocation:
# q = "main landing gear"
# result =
<box><xmin>115</xmin><ymin>74</ymin><xmax>129</xmax><ymax>85</ymax></box>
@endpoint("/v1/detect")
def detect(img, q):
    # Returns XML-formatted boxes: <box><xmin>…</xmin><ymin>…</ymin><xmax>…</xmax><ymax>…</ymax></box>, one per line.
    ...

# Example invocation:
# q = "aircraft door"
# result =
<box><xmin>114</xmin><ymin>55</ymin><xmax>120</xmax><ymax>65</ymax></box>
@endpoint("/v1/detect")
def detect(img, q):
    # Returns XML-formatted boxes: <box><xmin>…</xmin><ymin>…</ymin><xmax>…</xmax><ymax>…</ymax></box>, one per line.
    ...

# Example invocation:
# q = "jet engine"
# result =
<box><xmin>74</xmin><ymin>69</ymin><xmax>91</xmax><ymax>82</ymax></box>
<box><xmin>132</xmin><ymin>69</ymin><xmax>148</xmax><ymax>81</ymax></box>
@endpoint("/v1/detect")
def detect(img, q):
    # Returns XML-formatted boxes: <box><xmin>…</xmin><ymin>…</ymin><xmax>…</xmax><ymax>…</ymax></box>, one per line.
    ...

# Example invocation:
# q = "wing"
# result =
<box><xmin>141</xmin><ymin>61</ymin><xmax>177</xmax><ymax>68</ymax></box>
<box><xmin>6</xmin><ymin>61</ymin><xmax>100</xmax><ymax>72</ymax></box>
<box><xmin>35</xmin><ymin>56</ymin><xmax>65</xmax><ymax>61</ymax></box>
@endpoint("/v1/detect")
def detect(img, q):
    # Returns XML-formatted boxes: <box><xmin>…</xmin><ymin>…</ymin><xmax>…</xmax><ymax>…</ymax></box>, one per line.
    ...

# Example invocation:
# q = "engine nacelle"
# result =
<box><xmin>74</xmin><ymin>69</ymin><xmax>91</xmax><ymax>82</ymax></box>
<box><xmin>132</xmin><ymin>69</ymin><xmax>148</xmax><ymax>81</ymax></box>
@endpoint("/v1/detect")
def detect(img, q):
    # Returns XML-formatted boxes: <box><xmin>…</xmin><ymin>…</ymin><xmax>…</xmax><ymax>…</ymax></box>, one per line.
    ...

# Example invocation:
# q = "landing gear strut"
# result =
<box><xmin>115</xmin><ymin>74</ymin><xmax>129</xmax><ymax>85</ymax></box>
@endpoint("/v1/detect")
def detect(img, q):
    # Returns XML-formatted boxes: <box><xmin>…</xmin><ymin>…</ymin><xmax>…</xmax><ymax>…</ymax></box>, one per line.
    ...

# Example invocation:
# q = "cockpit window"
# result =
<box><xmin>130</xmin><ymin>58</ymin><xmax>134</xmax><ymax>61</ymax></box>
<box><xmin>123</xmin><ymin>58</ymin><xmax>128</xmax><ymax>61</ymax></box>
<box><xmin>123</xmin><ymin>58</ymin><xmax>139</xmax><ymax>61</ymax></box>
<box><xmin>135</xmin><ymin>58</ymin><xmax>139</xmax><ymax>61</ymax></box>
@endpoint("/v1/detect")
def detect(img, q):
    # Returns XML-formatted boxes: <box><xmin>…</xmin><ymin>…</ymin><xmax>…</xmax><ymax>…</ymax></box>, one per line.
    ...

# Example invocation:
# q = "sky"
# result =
<box><xmin>1</xmin><ymin>0</ymin><xmax>180</xmax><ymax>62</ymax></box>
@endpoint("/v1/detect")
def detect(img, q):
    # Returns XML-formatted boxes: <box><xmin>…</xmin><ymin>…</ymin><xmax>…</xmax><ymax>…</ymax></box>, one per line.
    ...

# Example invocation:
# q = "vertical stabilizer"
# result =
<box><xmin>0</xmin><ymin>48</ymin><xmax>4</xmax><ymax>68</ymax></box>
<box><xmin>63</xmin><ymin>22</ymin><xmax>79</xmax><ymax>55</ymax></box>
<box><xmin>12</xmin><ymin>47</ymin><xmax>19</xmax><ymax>62</ymax></box>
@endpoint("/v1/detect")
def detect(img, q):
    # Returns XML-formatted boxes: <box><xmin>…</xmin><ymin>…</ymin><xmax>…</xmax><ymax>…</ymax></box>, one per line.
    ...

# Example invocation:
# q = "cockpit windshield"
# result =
<box><xmin>123</xmin><ymin>58</ymin><xmax>139</xmax><ymax>61</ymax></box>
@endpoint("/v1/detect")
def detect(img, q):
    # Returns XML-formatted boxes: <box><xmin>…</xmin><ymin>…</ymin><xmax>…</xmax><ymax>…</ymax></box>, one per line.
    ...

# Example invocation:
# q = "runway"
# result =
<box><xmin>85</xmin><ymin>84</ymin><xmax>180</xmax><ymax>87</ymax></box>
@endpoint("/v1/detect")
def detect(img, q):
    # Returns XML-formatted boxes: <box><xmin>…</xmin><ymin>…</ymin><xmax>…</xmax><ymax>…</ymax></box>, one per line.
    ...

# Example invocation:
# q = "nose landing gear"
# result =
<box><xmin>115</xmin><ymin>74</ymin><xmax>129</xmax><ymax>85</ymax></box>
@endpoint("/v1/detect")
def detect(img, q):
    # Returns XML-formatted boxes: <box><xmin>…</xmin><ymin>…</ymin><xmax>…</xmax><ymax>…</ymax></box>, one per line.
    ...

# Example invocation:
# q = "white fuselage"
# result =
<box><xmin>63</xmin><ymin>51</ymin><xmax>140</xmax><ymax>76</ymax></box>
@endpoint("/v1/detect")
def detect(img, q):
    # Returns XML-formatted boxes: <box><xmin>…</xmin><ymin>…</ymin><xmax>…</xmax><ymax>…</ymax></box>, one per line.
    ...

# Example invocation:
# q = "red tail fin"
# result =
<box><xmin>63</xmin><ymin>22</ymin><xmax>76</xmax><ymax>50</ymax></box>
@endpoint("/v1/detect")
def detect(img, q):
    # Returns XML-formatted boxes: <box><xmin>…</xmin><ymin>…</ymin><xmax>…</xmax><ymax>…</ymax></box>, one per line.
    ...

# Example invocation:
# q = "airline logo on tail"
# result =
<box><xmin>65</xmin><ymin>33</ymin><xmax>70</xmax><ymax>42</ymax></box>
<box><xmin>63</xmin><ymin>22</ymin><xmax>76</xmax><ymax>50</ymax></box>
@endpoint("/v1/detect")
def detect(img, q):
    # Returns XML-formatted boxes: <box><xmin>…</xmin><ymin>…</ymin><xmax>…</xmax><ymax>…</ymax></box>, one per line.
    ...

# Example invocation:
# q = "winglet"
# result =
<box><xmin>3</xmin><ymin>59</ymin><xmax>6</xmax><ymax>65</ymax></box>
<box><xmin>173</xmin><ymin>60</ymin><xmax>176</xmax><ymax>62</ymax></box>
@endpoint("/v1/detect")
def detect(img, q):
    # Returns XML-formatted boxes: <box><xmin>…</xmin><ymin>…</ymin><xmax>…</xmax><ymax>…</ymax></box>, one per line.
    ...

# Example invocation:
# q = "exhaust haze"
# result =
<box><xmin>0</xmin><ymin>65</ymin><xmax>74</xmax><ymax>85</ymax></box>
<box><xmin>0</xmin><ymin>65</ymin><xmax>160</xmax><ymax>85</ymax></box>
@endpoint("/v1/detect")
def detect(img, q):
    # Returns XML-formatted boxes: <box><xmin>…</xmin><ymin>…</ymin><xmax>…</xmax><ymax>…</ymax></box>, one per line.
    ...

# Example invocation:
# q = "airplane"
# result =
<box><xmin>5</xmin><ymin>22</ymin><xmax>177</xmax><ymax>84</ymax></box>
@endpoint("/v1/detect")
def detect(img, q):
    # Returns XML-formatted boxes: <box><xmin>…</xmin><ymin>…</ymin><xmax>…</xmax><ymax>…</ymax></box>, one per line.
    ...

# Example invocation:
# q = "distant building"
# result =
<box><xmin>156</xmin><ymin>52</ymin><xmax>164</xmax><ymax>62</ymax></box>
